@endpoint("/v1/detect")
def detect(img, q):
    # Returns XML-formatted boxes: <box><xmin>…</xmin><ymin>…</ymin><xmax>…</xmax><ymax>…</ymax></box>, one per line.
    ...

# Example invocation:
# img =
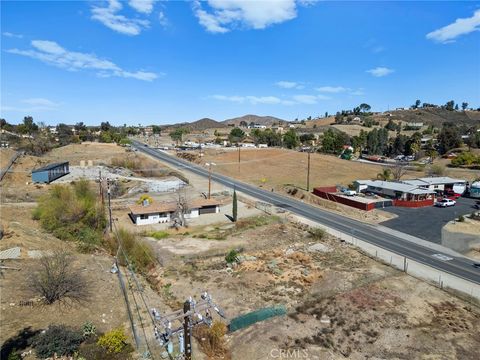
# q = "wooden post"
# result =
<box><xmin>208</xmin><ymin>164</ymin><xmax>212</xmax><ymax>199</ymax></box>
<box><xmin>183</xmin><ymin>300</ymin><xmax>192</xmax><ymax>360</ymax></box>
<box><xmin>307</xmin><ymin>151</ymin><xmax>311</xmax><ymax>192</ymax></box>
<box><xmin>107</xmin><ymin>179</ymin><xmax>112</xmax><ymax>232</ymax></box>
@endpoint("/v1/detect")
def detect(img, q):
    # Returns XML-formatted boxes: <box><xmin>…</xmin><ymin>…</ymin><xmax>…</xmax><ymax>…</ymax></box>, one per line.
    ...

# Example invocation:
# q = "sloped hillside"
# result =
<box><xmin>169</xmin><ymin>118</ymin><xmax>227</xmax><ymax>131</ymax></box>
<box><xmin>223</xmin><ymin>114</ymin><xmax>288</xmax><ymax>126</ymax></box>
<box><xmin>374</xmin><ymin>109</ymin><xmax>480</xmax><ymax>127</ymax></box>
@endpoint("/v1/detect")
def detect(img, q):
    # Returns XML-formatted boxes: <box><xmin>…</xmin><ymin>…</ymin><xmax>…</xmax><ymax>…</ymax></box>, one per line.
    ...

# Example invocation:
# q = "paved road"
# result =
<box><xmin>132</xmin><ymin>141</ymin><xmax>480</xmax><ymax>285</ymax></box>
<box><xmin>382</xmin><ymin>197</ymin><xmax>479</xmax><ymax>243</ymax></box>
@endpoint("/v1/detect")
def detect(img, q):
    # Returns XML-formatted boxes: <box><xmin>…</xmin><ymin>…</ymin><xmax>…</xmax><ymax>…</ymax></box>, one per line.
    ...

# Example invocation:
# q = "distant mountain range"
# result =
<box><xmin>165</xmin><ymin>108</ymin><xmax>479</xmax><ymax>131</ymax></box>
<box><xmin>168</xmin><ymin>118</ymin><xmax>227</xmax><ymax>131</ymax></box>
<box><xmin>167</xmin><ymin>114</ymin><xmax>288</xmax><ymax>130</ymax></box>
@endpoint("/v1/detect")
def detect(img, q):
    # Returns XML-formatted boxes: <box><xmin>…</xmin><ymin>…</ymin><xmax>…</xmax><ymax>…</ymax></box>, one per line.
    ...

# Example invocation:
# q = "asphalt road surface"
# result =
<box><xmin>382</xmin><ymin>197</ymin><xmax>479</xmax><ymax>243</ymax></box>
<box><xmin>132</xmin><ymin>141</ymin><xmax>480</xmax><ymax>285</ymax></box>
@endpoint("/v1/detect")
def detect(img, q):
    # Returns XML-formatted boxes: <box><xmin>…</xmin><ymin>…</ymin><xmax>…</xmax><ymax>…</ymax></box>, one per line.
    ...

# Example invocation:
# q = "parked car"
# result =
<box><xmin>340</xmin><ymin>188</ymin><xmax>357</xmax><ymax>196</ymax></box>
<box><xmin>435</xmin><ymin>198</ymin><xmax>456</xmax><ymax>207</ymax></box>
<box><xmin>394</xmin><ymin>155</ymin><xmax>405</xmax><ymax>161</ymax></box>
<box><xmin>444</xmin><ymin>190</ymin><xmax>461</xmax><ymax>199</ymax></box>
<box><xmin>405</xmin><ymin>155</ymin><xmax>415</xmax><ymax>161</ymax></box>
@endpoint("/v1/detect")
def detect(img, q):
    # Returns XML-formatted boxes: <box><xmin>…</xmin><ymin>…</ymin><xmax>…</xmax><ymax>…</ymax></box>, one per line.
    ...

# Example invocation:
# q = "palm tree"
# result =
<box><xmin>376</xmin><ymin>168</ymin><xmax>392</xmax><ymax>181</ymax></box>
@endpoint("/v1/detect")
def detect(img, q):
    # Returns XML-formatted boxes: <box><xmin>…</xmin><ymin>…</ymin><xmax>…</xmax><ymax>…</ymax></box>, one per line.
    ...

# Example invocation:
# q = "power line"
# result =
<box><xmin>112</xmin><ymin>220</ymin><xmax>159</xmax><ymax>360</ymax></box>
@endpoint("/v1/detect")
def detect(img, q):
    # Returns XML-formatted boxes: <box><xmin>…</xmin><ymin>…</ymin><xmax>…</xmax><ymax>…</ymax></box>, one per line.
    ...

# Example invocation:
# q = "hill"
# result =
<box><xmin>373</xmin><ymin>108</ymin><xmax>480</xmax><ymax>127</ymax></box>
<box><xmin>168</xmin><ymin>118</ymin><xmax>227</xmax><ymax>131</ymax></box>
<box><xmin>223</xmin><ymin>114</ymin><xmax>288</xmax><ymax>126</ymax></box>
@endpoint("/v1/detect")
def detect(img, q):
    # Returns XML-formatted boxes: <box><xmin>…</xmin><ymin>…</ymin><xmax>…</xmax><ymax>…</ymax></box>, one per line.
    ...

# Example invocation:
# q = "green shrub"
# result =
<box><xmin>225</xmin><ymin>249</ymin><xmax>239</xmax><ymax>264</ymax></box>
<box><xmin>97</xmin><ymin>327</ymin><xmax>128</xmax><ymax>353</ymax></box>
<box><xmin>7</xmin><ymin>349</ymin><xmax>20</xmax><ymax>360</ymax></box>
<box><xmin>458</xmin><ymin>215</ymin><xmax>465</xmax><ymax>222</ymax></box>
<box><xmin>32</xmin><ymin>325</ymin><xmax>83</xmax><ymax>358</ymax></box>
<box><xmin>82</xmin><ymin>321</ymin><xmax>97</xmax><ymax>338</ymax></box>
<box><xmin>32</xmin><ymin>180</ymin><xmax>106</xmax><ymax>252</ymax></box>
<box><xmin>78</xmin><ymin>341</ymin><xmax>133</xmax><ymax>360</ymax></box>
<box><xmin>309</xmin><ymin>228</ymin><xmax>326</xmax><ymax>240</ymax></box>
<box><xmin>149</xmin><ymin>231</ymin><xmax>169</xmax><ymax>240</ymax></box>
<box><xmin>117</xmin><ymin>228</ymin><xmax>155</xmax><ymax>273</ymax></box>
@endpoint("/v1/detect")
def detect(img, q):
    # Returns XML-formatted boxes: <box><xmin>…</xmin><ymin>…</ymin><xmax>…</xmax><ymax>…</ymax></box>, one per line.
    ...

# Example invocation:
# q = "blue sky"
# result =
<box><xmin>1</xmin><ymin>0</ymin><xmax>479</xmax><ymax>126</ymax></box>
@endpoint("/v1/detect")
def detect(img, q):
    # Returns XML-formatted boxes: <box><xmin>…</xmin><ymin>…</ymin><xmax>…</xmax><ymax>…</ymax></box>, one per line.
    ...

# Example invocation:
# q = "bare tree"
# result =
<box><xmin>171</xmin><ymin>188</ymin><xmax>190</xmax><ymax>228</ymax></box>
<box><xmin>391</xmin><ymin>162</ymin><xmax>408</xmax><ymax>181</ymax></box>
<box><xmin>29</xmin><ymin>250</ymin><xmax>89</xmax><ymax>305</ymax></box>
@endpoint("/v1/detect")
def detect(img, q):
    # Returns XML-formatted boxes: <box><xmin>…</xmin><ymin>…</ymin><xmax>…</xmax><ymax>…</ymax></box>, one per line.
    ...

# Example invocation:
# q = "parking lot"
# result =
<box><xmin>381</xmin><ymin>197</ymin><xmax>479</xmax><ymax>244</ymax></box>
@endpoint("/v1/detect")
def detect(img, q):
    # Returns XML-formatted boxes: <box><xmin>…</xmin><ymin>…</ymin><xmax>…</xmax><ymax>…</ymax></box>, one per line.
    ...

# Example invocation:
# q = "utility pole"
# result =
<box><xmin>238</xmin><ymin>146</ymin><xmax>241</xmax><ymax>163</ymax></box>
<box><xmin>99</xmin><ymin>170</ymin><xmax>104</xmax><ymax>206</ymax></box>
<box><xmin>107</xmin><ymin>178</ymin><xmax>113</xmax><ymax>232</ymax></box>
<box><xmin>183</xmin><ymin>300</ymin><xmax>192</xmax><ymax>360</ymax></box>
<box><xmin>206</xmin><ymin>162</ymin><xmax>216</xmax><ymax>199</ymax></box>
<box><xmin>208</xmin><ymin>165</ymin><xmax>212</xmax><ymax>199</ymax></box>
<box><xmin>306</xmin><ymin>151</ymin><xmax>311</xmax><ymax>192</ymax></box>
<box><xmin>153</xmin><ymin>292</ymin><xmax>225</xmax><ymax>359</ymax></box>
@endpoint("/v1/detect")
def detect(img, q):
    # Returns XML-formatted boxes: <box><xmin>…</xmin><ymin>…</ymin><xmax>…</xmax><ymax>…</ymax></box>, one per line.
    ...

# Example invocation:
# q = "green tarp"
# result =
<box><xmin>228</xmin><ymin>305</ymin><xmax>286</xmax><ymax>332</ymax></box>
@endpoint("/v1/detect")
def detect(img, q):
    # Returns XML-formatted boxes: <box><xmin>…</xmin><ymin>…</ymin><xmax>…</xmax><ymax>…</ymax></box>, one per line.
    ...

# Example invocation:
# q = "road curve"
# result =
<box><xmin>132</xmin><ymin>141</ymin><xmax>480</xmax><ymax>285</ymax></box>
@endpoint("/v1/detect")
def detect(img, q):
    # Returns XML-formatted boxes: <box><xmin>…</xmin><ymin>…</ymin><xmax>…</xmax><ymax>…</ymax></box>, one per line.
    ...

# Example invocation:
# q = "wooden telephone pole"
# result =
<box><xmin>153</xmin><ymin>292</ymin><xmax>225</xmax><ymax>359</ymax></box>
<box><xmin>183</xmin><ymin>300</ymin><xmax>192</xmax><ymax>360</ymax></box>
<box><xmin>306</xmin><ymin>151</ymin><xmax>311</xmax><ymax>192</ymax></box>
<box><xmin>206</xmin><ymin>163</ymin><xmax>216</xmax><ymax>199</ymax></box>
<box><xmin>107</xmin><ymin>178</ymin><xmax>113</xmax><ymax>232</ymax></box>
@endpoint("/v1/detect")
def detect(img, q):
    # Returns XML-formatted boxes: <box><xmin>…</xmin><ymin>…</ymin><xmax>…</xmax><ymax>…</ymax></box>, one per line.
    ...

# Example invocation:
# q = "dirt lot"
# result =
<box><xmin>0</xmin><ymin>203</ymin><xmax>128</xmax><ymax>345</ymax></box>
<box><xmin>2</xmin><ymin>143</ymin><xmax>479</xmax><ymax>359</ymax></box>
<box><xmin>200</xmin><ymin>148</ymin><xmax>396</xmax><ymax>189</ymax></box>
<box><xmin>0</xmin><ymin>142</ymin><xmax>185</xmax><ymax>202</ymax></box>
<box><xmin>143</xmin><ymin>218</ymin><xmax>480</xmax><ymax>360</ymax></box>
<box><xmin>1</xmin><ymin>199</ymin><xmax>479</xmax><ymax>359</ymax></box>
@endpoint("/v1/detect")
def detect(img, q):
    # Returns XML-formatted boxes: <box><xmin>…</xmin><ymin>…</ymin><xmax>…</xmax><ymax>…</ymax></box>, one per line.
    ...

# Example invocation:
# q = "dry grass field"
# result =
<box><xmin>0</xmin><ymin>203</ymin><xmax>129</xmax><ymax>345</ymax></box>
<box><xmin>146</xmin><ymin>219</ymin><xmax>480</xmax><ymax>360</ymax></box>
<box><xmin>200</xmin><ymin>148</ymin><xmax>418</xmax><ymax>190</ymax></box>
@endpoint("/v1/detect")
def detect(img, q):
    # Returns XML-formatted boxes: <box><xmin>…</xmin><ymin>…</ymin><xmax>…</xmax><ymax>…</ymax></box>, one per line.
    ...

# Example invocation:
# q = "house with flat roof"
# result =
<box><xmin>354</xmin><ymin>180</ymin><xmax>436</xmax><ymax>207</ymax></box>
<box><xmin>31</xmin><ymin>162</ymin><xmax>70</xmax><ymax>184</ymax></box>
<box><xmin>402</xmin><ymin>177</ymin><xmax>467</xmax><ymax>194</ymax></box>
<box><xmin>129</xmin><ymin>198</ymin><xmax>222</xmax><ymax>225</ymax></box>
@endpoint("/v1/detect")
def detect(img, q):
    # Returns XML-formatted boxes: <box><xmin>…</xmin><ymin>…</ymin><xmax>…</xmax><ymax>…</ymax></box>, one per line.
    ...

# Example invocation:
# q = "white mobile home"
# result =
<box><xmin>129</xmin><ymin>198</ymin><xmax>221</xmax><ymax>226</ymax></box>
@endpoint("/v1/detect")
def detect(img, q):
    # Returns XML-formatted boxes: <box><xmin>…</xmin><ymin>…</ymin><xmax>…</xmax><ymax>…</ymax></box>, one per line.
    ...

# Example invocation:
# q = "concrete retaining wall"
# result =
<box><xmin>292</xmin><ymin>215</ymin><xmax>480</xmax><ymax>301</ymax></box>
<box><xmin>442</xmin><ymin>226</ymin><xmax>480</xmax><ymax>253</ymax></box>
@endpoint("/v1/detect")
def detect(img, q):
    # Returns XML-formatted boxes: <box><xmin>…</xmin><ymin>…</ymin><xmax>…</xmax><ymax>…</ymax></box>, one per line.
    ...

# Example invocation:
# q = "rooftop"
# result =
<box><xmin>356</xmin><ymin>180</ymin><xmax>435</xmax><ymax>195</ymax></box>
<box><xmin>129</xmin><ymin>198</ymin><xmax>222</xmax><ymax>215</ymax></box>
<box><xmin>32</xmin><ymin>161</ymin><xmax>69</xmax><ymax>173</ymax></box>
<box><xmin>403</xmin><ymin>177</ymin><xmax>466</xmax><ymax>186</ymax></box>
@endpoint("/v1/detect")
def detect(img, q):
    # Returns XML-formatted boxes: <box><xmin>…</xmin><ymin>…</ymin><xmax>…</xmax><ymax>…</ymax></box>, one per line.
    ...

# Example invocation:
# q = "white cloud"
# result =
<box><xmin>21</xmin><ymin>98</ymin><xmax>59</xmax><ymax>108</ymax></box>
<box><xmin>211</xmin><ymin>95</ymin><xmax>246</xmax><ymax>103</ymax></box>
<box><xmin>350</xmin><ymin>89</ymin><xmax>365</xmax><ymax>96</ymax></box>
<box><xmin>366</xmin><ymin>67</ymin><xmax>394</xmax><ymax>77</ymax></box>
<box><xmin>426</xmin><ymin>10</ymin><xmax>480</xmax><ymax>43</ymax></box>
<box><xmin>275</xmin><ymin>81</ymin><xmax>304</xmax><ymax>89</ymax></box>
<box><xmin>212</xmin><ymin>95</ymin><xmax>283</xmax><ymax>104</ymax></box>
<box><xmin>193</xmin><ymin>0</ymin><xmax>299</xmax><ymax>33</ymax></box>
<box><xmin>211</xmin><ymin>93</ymin><xmax>328</xmax><ymax>105</ymax></box>
<box><xmin>315</xmin><ymin>86</ymin><xmax>347</xmax><ymax>93</ymax></box>
<box><xmin>8</xmin><ymin>40</ymin><xmax>159</xmax><ymax>82</ymax></box>
<box><xmin>372</xmin><ymin>46</ymin><xmax>385</xmax><ymax>53</ymax></box>
<box><xmin>246</xmin><ymin>96</ymin><xmax>282</xmax><ymax>105</ymax></box>
<box><xmin>91</xmin><ymin>0</ymin><xmax>149</xmax><ymax>35</ymax></box>
<box><xmin>128</xmin><ymin>0</ymin><xmax>155</xmax><ymax>14</ymax></box>
<box><xmin>2</xmin><ymin>32</ymin><xmax>23</xmax><ymax>38</ymax></box>
<box><xmin>293</xmin><ymin>94</ymin><xmax>318</xmax><ymax>104</ymax></box>
<box><xmin>158</xmin><ymin>11</ymin><xmax>168</xmax><ymax>27</ymax></box>
<box><xmin>2</xmin><ymin>98</ymin><xmax>60</xmax><ymax>113</ymax></box>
